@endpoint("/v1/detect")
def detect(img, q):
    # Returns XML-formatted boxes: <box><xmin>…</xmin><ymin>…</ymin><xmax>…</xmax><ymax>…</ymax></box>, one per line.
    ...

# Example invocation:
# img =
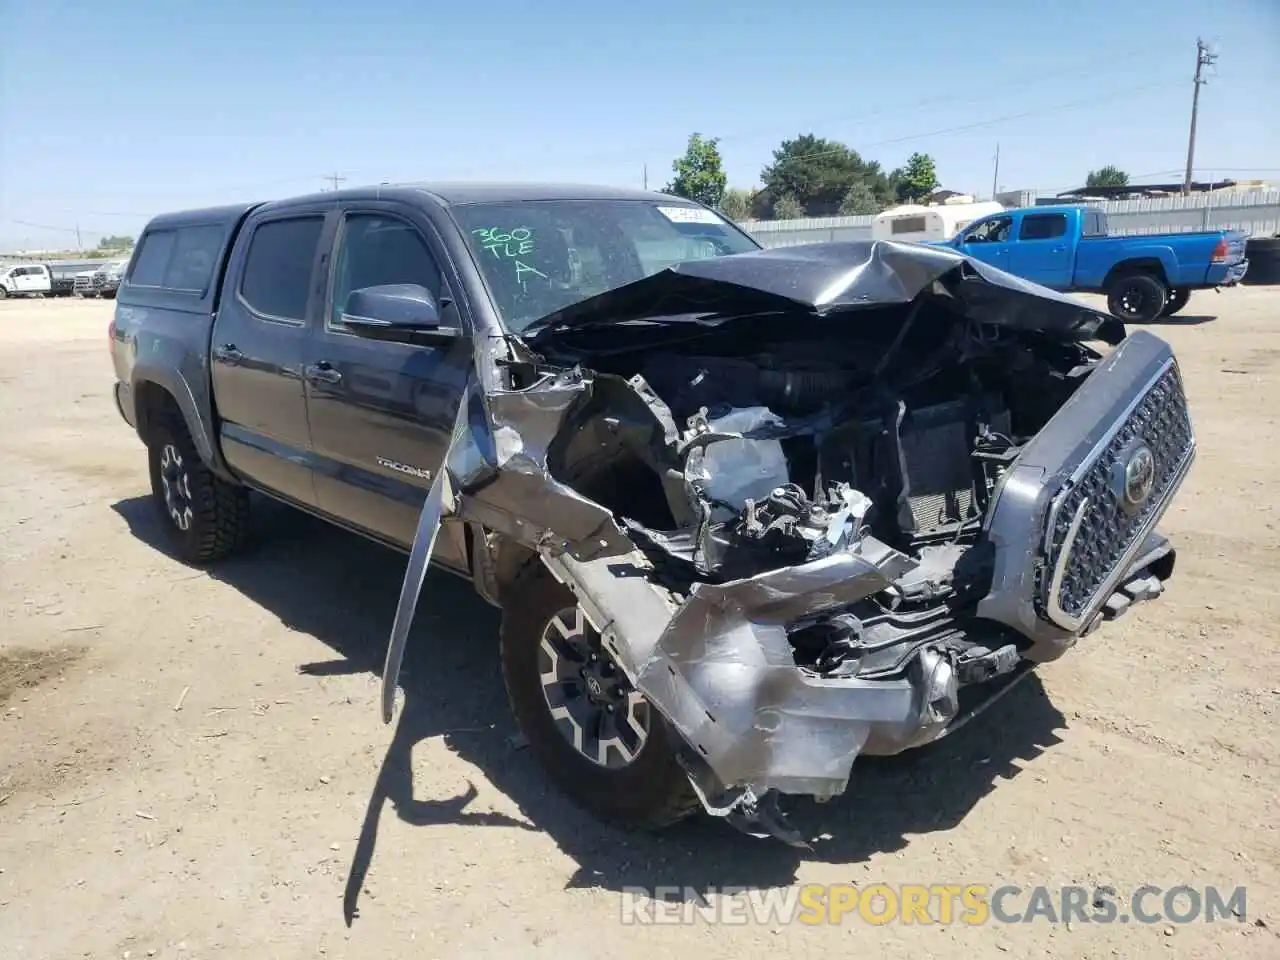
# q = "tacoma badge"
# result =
<box><xmin>376</xmin><ymin>456</ymin><xmax>432</xmax><ymax>481</ymax></box>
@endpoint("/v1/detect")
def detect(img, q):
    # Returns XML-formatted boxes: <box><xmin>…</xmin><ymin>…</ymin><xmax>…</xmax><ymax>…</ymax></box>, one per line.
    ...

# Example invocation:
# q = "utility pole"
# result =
<box><xmin>1183</xmin><ymin>38</ymin><xmax>1217</xmax><ymax>195</ymax></box>
<box><xmin>325</xmin><ymin>173</ymin><xmax>347</xmax><ymax>192</ymax></box>
<box><xmin>991</xmin><ymin>143</ymin><xmax>1000</xmax><ymax>201</ymax></box>
<box><xmin>75</xmin><ymin>223</ymin><xmax>82</xmax><ymax>251</ymax></box>
<box><xmin>643</xmin><ymin>163</ymin><xmax>648</xmax><ymax>190</ymax></box>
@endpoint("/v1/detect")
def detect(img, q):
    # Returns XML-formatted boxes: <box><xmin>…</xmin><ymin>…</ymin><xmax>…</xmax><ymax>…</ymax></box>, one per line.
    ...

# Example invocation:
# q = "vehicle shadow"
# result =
<box><xmin>1141</xmin><ymin>314</ymin><xmax>1217</xmax><ymax>326</ymax></box>
<box><xmin>112</xmin><ymin>493</ymin><xmax>1067</xmax><ymax>918</ymax></box>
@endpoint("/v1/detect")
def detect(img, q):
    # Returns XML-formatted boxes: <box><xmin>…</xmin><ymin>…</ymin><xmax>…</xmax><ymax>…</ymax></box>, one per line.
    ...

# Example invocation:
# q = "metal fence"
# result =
<box><xmin>740</xmin><ymin>191</ymin><xmax>1280</xmax><ymax>248</ymax></box>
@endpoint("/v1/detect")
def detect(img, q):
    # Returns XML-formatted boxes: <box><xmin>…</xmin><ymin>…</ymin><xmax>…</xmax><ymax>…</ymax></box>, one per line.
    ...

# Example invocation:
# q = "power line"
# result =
<box><xmin>324</xmin><ymin>172</ymin><xmax>347</xmax><ymax>191</ymax></box>
<box><xmin>731</xmin><ymin>79</ymin><xmax>1186</xmax><ymax>206</ymax></box>
<box><xmin>570</xmin><ymin>53</ymin><xmax>1194</xmax><ymax>173</ymax></box>
<box><xmin>765</xmin><ymin>79</ymin><xmax>1184</xmax><ymax>171</ymax></box>
<box><xmin>8</xmin><ymin>218</ymin><xmax>106</xmax><ymax>238</ymax></box>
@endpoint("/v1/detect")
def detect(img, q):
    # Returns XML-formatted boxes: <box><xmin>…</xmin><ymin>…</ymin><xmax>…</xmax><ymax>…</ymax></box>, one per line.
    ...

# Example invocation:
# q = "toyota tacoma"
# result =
<box><xmin>109</xmin><ymin>183</ymin><xmax>1196</xmax><ymax>842</ymax></box>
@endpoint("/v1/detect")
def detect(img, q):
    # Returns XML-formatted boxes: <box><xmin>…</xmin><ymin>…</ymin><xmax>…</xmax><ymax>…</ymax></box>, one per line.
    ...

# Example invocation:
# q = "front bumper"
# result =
<box><xmin>541</xmin><ymin>330</ymin><xmax>1194</xmax><ymax>810</ymax></box>
<box><xmin>75</xmin><ymin>276</ymin><xmax>119</xmax><ymax>294</ymax></box>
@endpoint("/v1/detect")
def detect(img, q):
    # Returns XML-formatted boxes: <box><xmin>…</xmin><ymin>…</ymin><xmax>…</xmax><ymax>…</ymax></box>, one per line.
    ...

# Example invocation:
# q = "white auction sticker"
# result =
<box><xmin>656</xmin><ymin>205</ymin><xmax>725</xmax><ymax>225</ymax></box>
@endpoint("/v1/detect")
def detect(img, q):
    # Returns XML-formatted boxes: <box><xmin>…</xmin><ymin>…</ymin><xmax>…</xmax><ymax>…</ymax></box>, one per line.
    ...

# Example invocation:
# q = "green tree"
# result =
<box><xmin>717</xmin><ymin>187</ymin><xmax>754</xmax><ymax>221</ymax></box>
<box><xmin>772</xmin><ymin>194</ymin><xmax>806</xmax><ymax>220</ymax></box>
<box><xmin>761</xmin><ymin>134</ymin><xmax>892</xmax><ymax>216</ymax></box>
<box><xmin>893</xmin><ymin>152</ymin><xmax>940</xmax><ymax>203</ymax></box>
<box><xmin>664</xmin><ymin>133</ymin><xmax>727</xmax><ymax>208</ymax></box>
<box><xmin>838</xmin><ymin>182</ymin><xmax>881</xmax><ymax>215</ymax></box>
<box><xmin>1086</xmin><ymin>165</ymin><xmax>1130</xmax><ymax>188</ymax></box>
<box><xmin>100</xmin><ymin>234</ymin><xmax>135</xmax><ymax>249</ymax></box>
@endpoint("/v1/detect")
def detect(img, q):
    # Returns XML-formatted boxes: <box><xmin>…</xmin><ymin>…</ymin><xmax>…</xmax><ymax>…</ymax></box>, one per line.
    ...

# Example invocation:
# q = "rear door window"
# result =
<box><xmin>238</xmin><ymin>216</ymin><xmax>325</xmax><ymax>323</ymax></box>
<box><xmin>1019</xmin><ymin>214</ymin><xmax>1068</xmax><ymax>241</ymax></box>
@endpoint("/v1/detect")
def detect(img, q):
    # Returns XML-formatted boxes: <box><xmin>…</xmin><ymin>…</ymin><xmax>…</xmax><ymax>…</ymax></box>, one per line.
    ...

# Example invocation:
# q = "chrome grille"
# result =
<box><xmin>1042</xmin><ymin>361</ymin><xmax>1194</xmax><ymax>628</ymax></box>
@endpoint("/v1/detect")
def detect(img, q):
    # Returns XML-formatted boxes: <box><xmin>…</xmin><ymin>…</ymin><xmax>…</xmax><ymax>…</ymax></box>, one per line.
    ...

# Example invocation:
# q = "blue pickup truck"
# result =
<box><xmin>945</xmin><ymin>205</ymin><xmax>1249</xmax><ymax>323</ymax></box>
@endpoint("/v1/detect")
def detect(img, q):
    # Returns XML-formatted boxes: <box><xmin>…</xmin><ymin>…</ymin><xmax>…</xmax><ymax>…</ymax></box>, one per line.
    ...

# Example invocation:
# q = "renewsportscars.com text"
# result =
<box><xmin>620</xmin><ymin>883</ymin><xmax>1248</xmax><ymax>926</ymax></box>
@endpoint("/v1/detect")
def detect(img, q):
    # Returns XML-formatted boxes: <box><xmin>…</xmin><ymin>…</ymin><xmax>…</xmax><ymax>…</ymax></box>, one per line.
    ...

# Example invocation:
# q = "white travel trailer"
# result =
<box><xmin>872</xmin><ymin>199</ymin><xmax>1006</xmax><ymax>244</ymax></box>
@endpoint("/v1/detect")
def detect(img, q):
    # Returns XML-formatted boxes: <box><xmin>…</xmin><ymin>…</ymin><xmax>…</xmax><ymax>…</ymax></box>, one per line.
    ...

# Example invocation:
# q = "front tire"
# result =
<box><xmin>499</xmin><ymin>563</ymin><xmax>699</xmax><ymax>829</ymax></box>
<box><xmin>1106</xmin><ymin>273</ymin><xmax>1168</xmax><ymax>323</ymax></box>
<box><xmin>147</xmin><ymin>417</ymin><xmax>250</xmax><ymax>564</ymax></box>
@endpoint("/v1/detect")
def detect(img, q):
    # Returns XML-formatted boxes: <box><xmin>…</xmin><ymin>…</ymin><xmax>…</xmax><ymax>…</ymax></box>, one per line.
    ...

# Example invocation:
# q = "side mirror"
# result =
<box><xmin>342</xmin><ymin>284</ymin><xmax>462</xmax><ymax>346</ymax></box>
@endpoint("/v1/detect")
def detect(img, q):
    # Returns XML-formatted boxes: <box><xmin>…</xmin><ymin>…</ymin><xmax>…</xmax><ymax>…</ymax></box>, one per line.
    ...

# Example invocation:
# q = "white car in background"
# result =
<box><xmin>0</xmin><ymin>263</ymin><xmax>53</xmax><ymax>298</ymax></box>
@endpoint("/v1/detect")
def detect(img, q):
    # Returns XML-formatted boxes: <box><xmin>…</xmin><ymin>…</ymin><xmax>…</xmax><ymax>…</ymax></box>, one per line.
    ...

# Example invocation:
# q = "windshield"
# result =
<box><xmin>450</xmin><ymin>199</ymin><xmax>759</xmax><ymax>333</ymax></box>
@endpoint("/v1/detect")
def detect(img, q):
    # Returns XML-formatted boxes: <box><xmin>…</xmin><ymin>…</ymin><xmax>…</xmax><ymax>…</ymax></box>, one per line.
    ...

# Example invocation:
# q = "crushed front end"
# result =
<box><xmin>379</xmin><ymin>241</ymin><xmax>1196</xmax><ymax>841</ymax></box>
<box><xmin>538</xmin><ymin>325</ymin><xmax>1192</xmax><ymax>829</ymax></box>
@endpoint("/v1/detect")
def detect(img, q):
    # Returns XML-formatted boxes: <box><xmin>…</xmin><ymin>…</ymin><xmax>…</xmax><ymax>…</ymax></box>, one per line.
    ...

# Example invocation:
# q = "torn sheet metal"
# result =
<box><xmin>523</xmin><ymin>240</ymin><xmax>1125</xmax><ymax>344</ymax></box>
<box><xmin>380</xmin><ymin>388</ymin><xmax>468</xmax><ymax>723</ymax></box>
<box><xmin>380</xmin><ymin>449</ymin><xmax>456</xmax><ymax>723</ymax></box>
<box><xmin>452</xmin><ymin>338</ymin><xmax>636</xmax><ymax>561</ymax></box>
<box><xmin>380</xmin><ymin>342</ymin><xmax>638</xmax><ymax>723</ymax></box>
<box><xmin>542</xmin><ymin>531</ymin><xmax>944</xmax><ymax>800</ymax></box>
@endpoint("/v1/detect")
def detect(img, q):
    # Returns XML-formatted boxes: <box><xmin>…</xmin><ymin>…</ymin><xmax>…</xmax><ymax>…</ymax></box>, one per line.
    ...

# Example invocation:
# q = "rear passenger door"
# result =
<box><xmin>304</xmin><ymin>202</ymin><xmax>471</xmax><ymax>564</ymax></box>
<box><xmin>1010</xmin><ymin>212</ymin><xmax>1072</xmax><ymax>288</ymax></box>
<box><xmin>210</xmin><ymin>204</ymin><xmax>335</xmax><ymax>506</ymax></box>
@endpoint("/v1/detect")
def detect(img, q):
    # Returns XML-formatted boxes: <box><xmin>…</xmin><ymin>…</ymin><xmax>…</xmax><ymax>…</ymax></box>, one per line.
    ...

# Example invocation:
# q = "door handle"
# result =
<box><xmin>213</xmin><ymin>343</ymin><xmax>244</xmax><ymax>364</ymax></box>
<box><xmin>304</xmin><ymin>361</ymin><xmax>343</xmax><ymax>385</ymax></box>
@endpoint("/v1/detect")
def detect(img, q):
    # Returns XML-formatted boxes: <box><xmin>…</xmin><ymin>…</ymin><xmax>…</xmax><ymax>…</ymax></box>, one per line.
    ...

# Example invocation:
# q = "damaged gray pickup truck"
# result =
<box><xmin>110</xmin><ymin>184</ymin><xmax>1195</xmax><ymax>844</ymax></box>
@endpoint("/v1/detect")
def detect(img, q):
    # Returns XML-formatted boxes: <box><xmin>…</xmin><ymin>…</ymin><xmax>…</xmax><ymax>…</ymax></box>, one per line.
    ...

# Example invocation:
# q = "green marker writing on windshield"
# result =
<box><xmin>473</xmin><ymin>227</ymin><xmax>535</xmax><ymax>260</ymax></box>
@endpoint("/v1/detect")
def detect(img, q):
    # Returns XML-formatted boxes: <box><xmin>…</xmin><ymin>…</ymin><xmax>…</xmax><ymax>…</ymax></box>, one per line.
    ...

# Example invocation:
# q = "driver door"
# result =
<box><xmin>304</xmin><ymin>202</ymin><xmax>471</xmax><ymax>566</ymax></box>
<box><xmin>956</xmin><ymin>215</ymin><xmax>1014</xmax><ymax>273</ymax></box>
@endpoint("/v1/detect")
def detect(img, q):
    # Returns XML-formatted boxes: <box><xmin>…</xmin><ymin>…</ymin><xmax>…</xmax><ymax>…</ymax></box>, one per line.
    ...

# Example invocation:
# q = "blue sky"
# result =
<box><xmin>1</xmin><ymin>0</ymin><xmax>1277</xmax><ymax>250</ymax></box>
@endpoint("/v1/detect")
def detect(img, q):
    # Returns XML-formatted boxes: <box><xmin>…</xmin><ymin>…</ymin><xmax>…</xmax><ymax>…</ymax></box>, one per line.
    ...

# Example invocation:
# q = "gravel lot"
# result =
<box><xmin>1</xmin><ymin>288</ymin><xmax>1277</xmax><ymax>959</ymax></box>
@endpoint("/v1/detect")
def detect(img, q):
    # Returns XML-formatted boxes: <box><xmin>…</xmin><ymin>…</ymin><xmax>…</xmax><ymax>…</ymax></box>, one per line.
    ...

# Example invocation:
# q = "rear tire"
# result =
<box><xmin>1106</xmin><ymin>273</ymin><xmax>1168</xmax><ymax>323</ymax></box>
<box><xmin>499</xmin><ymin>562</ymin><xmax>699</xmax><ymax>829</ymax></box>
<box><xmin>1161</xmin><ymin>288</ymin><xmax>1192</xmax><ymax>317</ymax></box>
<box><xmin>147</xmin><ymin>417</ymin><xmax>250</xmax><ymax>564</ymax></box>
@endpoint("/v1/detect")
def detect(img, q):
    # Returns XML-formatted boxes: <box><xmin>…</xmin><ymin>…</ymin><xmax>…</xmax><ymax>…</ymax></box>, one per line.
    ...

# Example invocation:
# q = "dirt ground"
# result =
<box><xmin>1</xmin><ymin>288</ymin><xmax>1277</xmax><ymax>959</ymax></box>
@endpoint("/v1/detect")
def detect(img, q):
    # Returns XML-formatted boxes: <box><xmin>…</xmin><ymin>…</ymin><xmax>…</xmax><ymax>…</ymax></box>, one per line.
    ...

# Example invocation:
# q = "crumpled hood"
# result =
<box><xmin>526</xmin><ymin>239</ymin><xmax>1126</xmax><ymax>345</ymax></box>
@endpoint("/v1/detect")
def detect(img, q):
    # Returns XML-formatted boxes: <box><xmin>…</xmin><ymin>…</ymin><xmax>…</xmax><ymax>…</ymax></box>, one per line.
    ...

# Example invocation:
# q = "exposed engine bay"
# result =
<box><xmin>377</xmin><ymin>241</ymin><xmax>1196</xmax><ymax>844</ymax></box>
<box><xmin>532</xmin><ymin>297</ymin><xmax>1099</xmax><ymax>682</ymax></box>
